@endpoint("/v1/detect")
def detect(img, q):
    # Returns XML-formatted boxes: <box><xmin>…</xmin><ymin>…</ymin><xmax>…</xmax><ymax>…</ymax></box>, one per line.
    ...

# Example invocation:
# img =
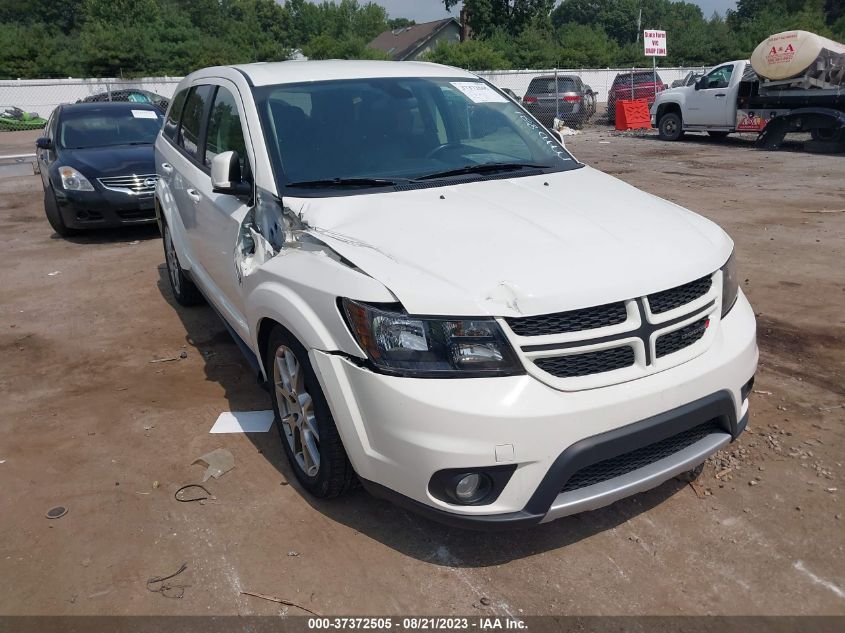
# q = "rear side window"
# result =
<box><xmin>163</xmin><ymin>89</ymin><xmax>188</xmax><ymax>141</ymax></box>
<box><xmin>177</xmin><ymin>85</ymin><xmax>212</xmax><ymax>159</ymax></box>
<box><xmin>527</xmin><ymin>78</ymin><xmax>577</xmax><ymax>93</ymax></box>
<box><xmin>204</xmin><ymin>86</ymin><xmax>248</xmax><ymax>175</ymax></box>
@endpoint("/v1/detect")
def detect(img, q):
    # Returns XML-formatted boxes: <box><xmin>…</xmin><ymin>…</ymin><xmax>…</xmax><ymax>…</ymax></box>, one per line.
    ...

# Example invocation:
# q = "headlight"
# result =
<box><xmin>721</xmin><ymin>251</ymin><xmax>739</xmax><ymax>317</ymax></box>
<box><xmin>58</xmin><ymin>166</ymin><xmax>95</xmax><ymax>191</ymax></box>
<box><xmin>341</xmin><ymin>299</ymin><xmax>524</xmax><ymax>377</ymax></box>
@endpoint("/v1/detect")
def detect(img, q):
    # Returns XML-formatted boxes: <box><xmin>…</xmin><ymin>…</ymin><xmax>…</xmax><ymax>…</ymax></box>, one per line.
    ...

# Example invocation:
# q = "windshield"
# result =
<box><xmin>254</xmin><ymin>77</ymin><xmax>579</xmax><ymax>193</ymax></box>
<box><xmin>59</xmin><ymin>108</ymin><xmax>163</xmax><ymax>149</ymax></box>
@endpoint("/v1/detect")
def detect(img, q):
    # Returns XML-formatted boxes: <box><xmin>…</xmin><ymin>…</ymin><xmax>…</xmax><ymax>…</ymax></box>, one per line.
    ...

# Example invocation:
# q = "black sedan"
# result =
<box><xmin>36</xmin><ymin>102</ymin><xmax>164</xmax><ymax>236</ymax></box>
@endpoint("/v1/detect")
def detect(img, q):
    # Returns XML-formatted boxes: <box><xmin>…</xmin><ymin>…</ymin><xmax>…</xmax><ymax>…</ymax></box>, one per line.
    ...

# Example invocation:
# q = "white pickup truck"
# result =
<box><xmin>652</xmin><ymin>46</ymin><xmax>845</xmax><ymax>149</ymax></box>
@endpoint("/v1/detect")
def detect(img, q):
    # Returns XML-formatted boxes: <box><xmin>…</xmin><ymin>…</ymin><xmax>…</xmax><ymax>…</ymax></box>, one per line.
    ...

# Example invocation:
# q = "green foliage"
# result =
<box><xmin>425</xmin><ymin>39</ymin><xmax>512</xmax><ymax>70</ymax></box>
<box><xmin>0</xmin><ymin>0</ymin><xmax>842</xmax><ymax>78</ymax></box>
<box><xmin>0</xmin><ymin>0</ymin><xmax>389</xmax><ymax>78</ymax></box>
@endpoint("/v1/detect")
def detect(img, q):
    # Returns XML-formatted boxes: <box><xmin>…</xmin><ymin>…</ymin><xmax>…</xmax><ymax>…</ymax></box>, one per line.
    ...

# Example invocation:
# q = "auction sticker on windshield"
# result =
<box><xmin>131</xmin><ymin>109</ymin><xmax>159</xmax><ymax>119</ymax></box>
<box><xmin>450</xmin><ymin>82</ymin><xmax>508</xmax><ymax>103</ymax></box>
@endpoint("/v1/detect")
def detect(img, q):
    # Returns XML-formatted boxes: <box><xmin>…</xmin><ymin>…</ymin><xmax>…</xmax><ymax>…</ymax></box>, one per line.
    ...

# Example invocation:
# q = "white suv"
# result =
<box><xmin>155</xmin><ymin>61</ymin><xmax>757</xmax><ymax>528</ymax></box>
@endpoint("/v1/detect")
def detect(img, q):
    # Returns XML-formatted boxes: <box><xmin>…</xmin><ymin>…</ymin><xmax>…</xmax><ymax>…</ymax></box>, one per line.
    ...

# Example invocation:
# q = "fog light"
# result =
<box><xmin>455</xmin><ymin>474</ymin><xmax>482</xmax><ymax>501</ymax></box>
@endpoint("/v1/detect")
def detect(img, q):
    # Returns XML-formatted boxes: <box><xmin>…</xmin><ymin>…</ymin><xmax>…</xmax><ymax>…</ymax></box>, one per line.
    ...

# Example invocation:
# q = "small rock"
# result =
<box><xmin>749</xmin><ymin>480</ymin><xmax>758</xmax><ymax>486</ymax></box>
<box><xmin>82</xmin><ymin>557</ymin><xmax>91</xmax><ymax>567</ymax></box>
<box><xmin>179</xmin><ymin>351</ymin><xmax>188</xmax><ymax>359</ymax></box>
<box><xmin>480</xmin><ymin>597</ymin><xmax>491</xmax><ymax>606</ymax></box>
<box><xmin>287</xmin><ymin>550</ymin><xmax>299</xmax><ymax>557</ymax></box>
<box><xmin>152</xmin><ymin>481</ymin><xmax>160</xmax><ymax>489</ymax></box>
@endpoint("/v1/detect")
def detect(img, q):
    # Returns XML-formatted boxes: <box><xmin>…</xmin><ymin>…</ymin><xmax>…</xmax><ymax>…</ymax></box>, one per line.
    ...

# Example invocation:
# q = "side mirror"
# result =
<box><xmin>35</xmin><ymin>137</ymin><xmax>53</xmax><ymax>150</ymax></box>
<box><xmin>695</xmin><ymin>78</ymin><xmax>706</xmax><ymax>91</ymax></box>
<box><xmin>211</xmin><ymin>151</ymin><xmax>251</xmax><ymax>197</ymax></box>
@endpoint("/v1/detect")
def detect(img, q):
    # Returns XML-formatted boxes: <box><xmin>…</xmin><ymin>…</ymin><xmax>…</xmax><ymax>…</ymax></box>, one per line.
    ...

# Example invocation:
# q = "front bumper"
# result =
<box><xmin>311</xmin><ymin>292</ymin><xmax>757</xmax><ymax>528</ymax></box>
<box><xmin>55</xmin><ymin>188</ymin><xmax>156</xmax><ymax>229</ymax></box>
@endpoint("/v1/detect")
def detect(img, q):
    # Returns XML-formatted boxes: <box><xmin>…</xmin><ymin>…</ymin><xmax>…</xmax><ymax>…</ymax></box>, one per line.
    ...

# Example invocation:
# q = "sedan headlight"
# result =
<box><xmin>341</xmin><ymin>299</ymin><xmax>524</xmax><ymax>377</ymax></box>
<box><xmin>721</xmin><ymin>251</ymin><xmax>739</xmax><ymax>317</ymax></box>
<box><xmin>58</xmin><ymin>166</ymin><xmax>95</xmax><ymax>191</ymax></box>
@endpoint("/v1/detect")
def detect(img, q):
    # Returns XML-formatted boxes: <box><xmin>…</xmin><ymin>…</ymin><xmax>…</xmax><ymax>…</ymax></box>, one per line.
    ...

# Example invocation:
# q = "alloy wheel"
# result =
<box><xmin>273</xmin><ymin>345</ymin><xmax>320</xmax><ymax>477</ymax></box>
<box><xmin>164</xmin><ymin>227</ymin><xmax>181</xmax><ymax>295</ymax></box>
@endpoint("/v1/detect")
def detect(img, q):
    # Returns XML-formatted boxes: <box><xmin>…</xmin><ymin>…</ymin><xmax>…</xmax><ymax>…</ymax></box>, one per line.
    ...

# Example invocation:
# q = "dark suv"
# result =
<box><xmin>607</xmin><ymin>72</ymin><xmax>666</xmax><ymax>122</ymax></box>
<box><xmin>521</xmin><ymin>75</ymin><xmax>596</xmax><ymax>128</ymax></box>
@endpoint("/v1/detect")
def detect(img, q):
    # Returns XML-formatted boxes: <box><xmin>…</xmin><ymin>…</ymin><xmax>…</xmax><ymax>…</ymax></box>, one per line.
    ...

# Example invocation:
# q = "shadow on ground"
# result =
<box><xmin>57</xmin><ymin>222</ymin><xmax>161</xmax><ymax>245</ymax></box>
<box><xmin>156</xmin><ymin>266</ymin><xmax>693</xmax><ymax>568</ymax></box>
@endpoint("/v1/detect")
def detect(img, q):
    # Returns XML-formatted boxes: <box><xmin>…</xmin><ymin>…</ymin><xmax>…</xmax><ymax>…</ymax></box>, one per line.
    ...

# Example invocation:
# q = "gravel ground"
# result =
<box><xmin>0</xmin><ymin>126</ymin><xmax>843</xmax><ymax>617</ymax></box>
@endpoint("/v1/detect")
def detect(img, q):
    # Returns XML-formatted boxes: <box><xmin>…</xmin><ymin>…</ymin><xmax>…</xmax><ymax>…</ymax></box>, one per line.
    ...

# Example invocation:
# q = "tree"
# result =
<box><xmin>445</xmin><ymin>0</ymin><xmax>555</xmax><ymax>38</ymax></box>
<box><xmin>388</xmin><ymin>18</ymin><xmax>415</xmax><ymax>29</ymax></box>
<box><xmin>425</xmin><ymin>39</ymin><xmax>512</xmax><ymax>70</ymax></box>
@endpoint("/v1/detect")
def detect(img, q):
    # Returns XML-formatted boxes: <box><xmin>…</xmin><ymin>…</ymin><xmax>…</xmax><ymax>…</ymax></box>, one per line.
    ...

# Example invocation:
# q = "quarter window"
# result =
<box><xmin>177</xmin><ymin>85</ymin><xmax>212</xmax><ymax>159</ymax></box>
<box><xmin>204</xmin><ymin>87</ymin><xmax>248</xmax><ymax>174</ymax></box>
<box><xmin>163</xmin><ymin>89</ymin><xmax>188</xmax><ymax>141</ymax></box>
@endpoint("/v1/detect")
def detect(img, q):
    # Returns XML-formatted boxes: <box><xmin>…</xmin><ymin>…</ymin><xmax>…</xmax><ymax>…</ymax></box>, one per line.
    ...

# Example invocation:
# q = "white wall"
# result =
<box><xmin>0</xmin><ymin>77</ymin><xmax>181</xmax><ymax>119</ymax></box>
<box><xmin>476</xmin><ymin>67</ymin><xmax>707</xmax><ymax>100</ymax></box>
<box><xmin>1</xmin><ymin>67</ymin><xmax>709</xmax><ymax>120</ymax></box>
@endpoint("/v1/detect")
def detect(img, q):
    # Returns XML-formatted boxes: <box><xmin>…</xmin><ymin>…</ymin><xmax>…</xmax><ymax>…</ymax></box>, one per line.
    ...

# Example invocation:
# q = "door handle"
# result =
<box><xmin>186</xmin><ymin>188</ymin><xmax>201</xmax><ymax>203</ymax></box>
<box><xmin>715</xmin><ymin>93</ymin><xmax>726</xmax><ymax>98</ymax></box>
<box><xmin>160</xmin><ymin>162</ymin><xmax>173</xmax><ymax>173</ymax></box>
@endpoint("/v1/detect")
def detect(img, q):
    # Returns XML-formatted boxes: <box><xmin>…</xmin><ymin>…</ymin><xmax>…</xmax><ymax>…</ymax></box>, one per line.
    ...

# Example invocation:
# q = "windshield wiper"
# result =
<box><xmin>286</xmin><ymin>177</ymin><xmax>398</xmax><ymax>188</ymax></box>
<box><xmin>414</xmin><ymin>162</ymin><xmax>552</xmax><ymax>181</ymax></box>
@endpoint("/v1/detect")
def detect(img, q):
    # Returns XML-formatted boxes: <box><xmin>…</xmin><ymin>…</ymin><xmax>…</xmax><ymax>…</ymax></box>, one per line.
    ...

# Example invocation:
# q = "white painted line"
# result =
<box><xmin>210</xmin><ymin>410</ymin><xmax>274</xmax><ymax>434</ymax></box>
<box><xmin>0</xmin><ymin>153</ymin><xmax>36</xmax><ymax>161</ymax></box>
<box><xmin>794</xmin><ymin>560</ymin><xmax>845</xmax><ymax>599</ymax></box>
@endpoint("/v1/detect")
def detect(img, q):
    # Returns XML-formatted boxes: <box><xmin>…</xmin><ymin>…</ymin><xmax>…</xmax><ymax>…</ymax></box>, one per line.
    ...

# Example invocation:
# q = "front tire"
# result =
<box><xmin>265</xmin><ymin>326</ymin><xmax>355</xmax><ymax>498</ymax></box>
<box><xmin>162</xmin><ymin>222</ymin><xmax>203</xmax><ymax>306</ymax></box>
<box><xmin>43</xmin><ymin>186</ymin><xmax>73</xmax><ymax>237</ymax></box>
<box><xmin>658</xmin><ymin>112</ymin><xmax>684</xmax><ymax>141</ymax></box>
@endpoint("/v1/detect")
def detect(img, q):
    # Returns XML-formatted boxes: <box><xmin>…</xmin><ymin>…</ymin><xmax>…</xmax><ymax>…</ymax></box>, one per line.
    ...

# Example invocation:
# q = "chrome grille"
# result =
<box><xmin>648</xmin><ymin>276</ymin><xmax>712</xmax><ymax>314</ymax></box>
<box><xmin>535</xmin><ymin>346</ymin><xmax>635</xmax><ymax>378</ymax></box>
<box><xmin>506</xmin><ymin>302</ymin><xmax>627</xmax><ymax>337</ymax></box>
<box><xmin>98</xmin><ymin>174</ymin><xmax>158</xmax><ymax>195</ymax></box>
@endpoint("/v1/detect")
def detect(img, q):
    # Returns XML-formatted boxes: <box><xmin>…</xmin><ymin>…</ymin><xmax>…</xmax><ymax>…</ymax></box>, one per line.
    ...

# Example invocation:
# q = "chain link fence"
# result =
<box><xmin>0</xmin><ymin>67</ymin><xmax>708</xmax><ymax>134</ymax></box>
<box><xmin>477</xmin><ymin>66</ymin><xmax>706</xmax><ymax>125</ymax></box>
<box><xmin>0</xmin><ymin>77</ymin><xmax>181</xmax><ymax>132</ymax></box>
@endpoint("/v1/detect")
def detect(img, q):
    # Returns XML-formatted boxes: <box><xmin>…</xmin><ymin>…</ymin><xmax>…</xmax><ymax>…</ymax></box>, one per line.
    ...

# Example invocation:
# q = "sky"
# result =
<box><xmin>373</xmin><ymin>1</ymin><xmax>739</xmax><ymax>22</ymax></box>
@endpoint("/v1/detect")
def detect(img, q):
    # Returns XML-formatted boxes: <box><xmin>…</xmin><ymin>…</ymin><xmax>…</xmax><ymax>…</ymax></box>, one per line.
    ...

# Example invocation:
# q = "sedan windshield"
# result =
<box><xmin>254</xmin><ymin>77</ymin><xmax>579</xmax><ymax>193</ymax></box>
<box><xmin>59</xmin><ymin>108</ymin><xmax>163</xmax><ymax>149</ymax></box>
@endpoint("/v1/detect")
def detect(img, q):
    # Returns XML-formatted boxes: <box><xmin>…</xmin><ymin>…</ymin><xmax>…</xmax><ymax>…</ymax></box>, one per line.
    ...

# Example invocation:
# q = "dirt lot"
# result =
<box><xmin>0</xmin><ymin>127</ymin><xmax>843</xmax><ymax>617</ymax></box>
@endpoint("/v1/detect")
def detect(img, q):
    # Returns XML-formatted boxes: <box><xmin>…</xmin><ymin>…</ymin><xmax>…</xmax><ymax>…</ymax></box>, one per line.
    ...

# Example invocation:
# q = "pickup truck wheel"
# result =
<box><xmin>658</xmin><ymin>112</ymin><xmax>684</xmax><ymax>141</ymax></box>
<box><xmin>707</xmin><ymin>131</ymin><xmax>730</xmax><ymax>139</ymax></box>
<box><xmin>43</xmin><ymin>186</ymin><xmax>74</xmax><ymax>237</ymax></box>
<box><xmin>266</xmin><ymin>326</ymin><xmax>355</xmax><ymax>498</ymax></box>
<box><xmin>810</xmin><ymin>127</ymin><xmax>842</xmax><ymax>143</ymax></box>
<box><xmin>162</xmin><ymin>223</ymin><xmax>204</xmax><ymax>306</ymax></box>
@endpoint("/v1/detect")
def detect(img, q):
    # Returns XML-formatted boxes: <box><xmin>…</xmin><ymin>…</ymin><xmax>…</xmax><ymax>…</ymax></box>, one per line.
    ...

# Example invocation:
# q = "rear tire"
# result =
<box><xmin>265</xmin><ymin>325</ymin><xmax>356</xmax><ymax>498</ymax></box>
<box><xmin>162</xmin><ymin>222</ymin><xmax>203</xmax><ymax>306</ymax></box>
<box><xmin>658</xmin><ymin>112</ymin><xmax>684</xmax><ymax>141</ymax></box>
<box><xmin>707</xmin><ymin>131</ymin><xmax>730</xmax><ymax>139</ymax></box>
<box><xmin>43</xmin><ymin>186</ymin><xmax>74</xmax><ymax>237</ymax></box>
<box><xmin>810</xmin><ymin>127</ymin><xmax>843</xmax><ymax>143</ymax></box>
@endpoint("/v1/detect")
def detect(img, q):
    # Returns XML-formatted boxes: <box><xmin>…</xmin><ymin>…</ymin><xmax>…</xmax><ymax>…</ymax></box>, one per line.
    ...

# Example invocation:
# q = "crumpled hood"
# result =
<box><xmin>289</xmin><ymin>166</ymin><xmax>732</xmax><ymax>317</ymax></box>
